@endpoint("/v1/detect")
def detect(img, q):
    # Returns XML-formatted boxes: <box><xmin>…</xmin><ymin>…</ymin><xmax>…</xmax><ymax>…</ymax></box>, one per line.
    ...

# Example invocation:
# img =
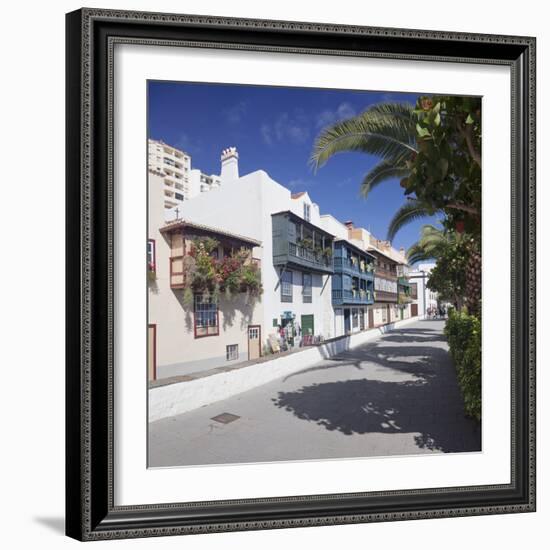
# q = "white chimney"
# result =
<box><xmin>220</xmin><ymin>147</ymin><xmax>239</xmax><ymax>182</ymax></box>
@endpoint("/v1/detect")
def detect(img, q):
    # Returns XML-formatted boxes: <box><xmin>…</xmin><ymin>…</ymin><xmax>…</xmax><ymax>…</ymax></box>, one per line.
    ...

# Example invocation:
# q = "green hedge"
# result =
<box><xmin>444</xmin><ymin>309</ymin><xmax>481</xmax><ymax>421</ymax></box>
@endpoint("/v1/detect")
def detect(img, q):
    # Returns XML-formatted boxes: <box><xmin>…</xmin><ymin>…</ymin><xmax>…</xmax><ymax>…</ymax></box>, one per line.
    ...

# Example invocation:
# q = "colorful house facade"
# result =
<box><xmin>148</xmin><ymin>146</ymin><xmax>415</xmax><ymax>380</ymax></box>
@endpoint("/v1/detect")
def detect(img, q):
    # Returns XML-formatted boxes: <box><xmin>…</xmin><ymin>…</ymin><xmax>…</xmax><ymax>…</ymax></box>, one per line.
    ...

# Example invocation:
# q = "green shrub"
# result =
<box><xmin>444</xmin><ymin>309</ymin><xmax>481</xmax><ymax>421</ymax></box>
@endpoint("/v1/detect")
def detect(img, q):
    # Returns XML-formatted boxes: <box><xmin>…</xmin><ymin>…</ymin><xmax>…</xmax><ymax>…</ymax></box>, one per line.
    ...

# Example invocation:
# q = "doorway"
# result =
<box><xmin>148</xmin><ymin>324</ymin><xmax>156</xmax><ymax>381</ymax></box>
<box><xmin>248</xmin><ymin>325</ymin><xmax>261</xmax><ymax>360</ymax></box>
<box><xmin>301</xmin><ymin>314</ymin><xmax>314</xmax><ymax>337</ymax></box>
<box><xmin>344</xmin><ymin>308</ymin><xmax>351</xmax><ymax>333</ymax></box>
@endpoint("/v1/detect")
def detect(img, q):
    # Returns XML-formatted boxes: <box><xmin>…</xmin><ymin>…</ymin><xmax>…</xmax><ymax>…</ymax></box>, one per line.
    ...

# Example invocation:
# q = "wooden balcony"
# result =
<box><xmin>332</xmin><ymin>289</ymin><xmax>374</xmax><ymax>306</ymax></box>
<box><xmin>333</xmin><ymin>257</ymin><xmax>375</xmax><ymax>279</ymax></box>
<box><xmin>272</xmin><ymin>211</ymin><xmax>334</xmax><ymax>274</ymax></box>
<box><xmin>374</xmin><ymin>290</ymin><xmax>398</xmax><ymax>303</ymax></box>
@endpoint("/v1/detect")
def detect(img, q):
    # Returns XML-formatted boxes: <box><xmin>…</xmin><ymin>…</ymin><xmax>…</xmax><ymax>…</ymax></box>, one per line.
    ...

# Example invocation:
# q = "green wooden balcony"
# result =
<box><xmin>272</xmin><ymin>211</ymin><xmax>334</xmax><ymax>274</ymax></box>
<box><xmin>332</xmin><ymin>288</ymin><xmax>374</xmax><ymax>306</ymax></box>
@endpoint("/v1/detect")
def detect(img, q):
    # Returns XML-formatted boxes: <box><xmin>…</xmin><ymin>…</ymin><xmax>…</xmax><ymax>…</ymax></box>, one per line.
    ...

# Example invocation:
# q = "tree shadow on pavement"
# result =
<box><xmin>273</xmin><ymin>341</ymin><xmax>481</xmax><ymax>453</ymax></box>
<box><xmin>380</xmin><ymin>334</ymin><xmax>446</xmax><ymax>344</ymax></box>
<box><xmin>284</xmin><ymin>343</ymin><xmax>448</xmax><ymax>383</ymax></box>
<box><xmin>272</xmin><ymin>378</ymin><xmax>480</xmax><ymax>452</ymax></box>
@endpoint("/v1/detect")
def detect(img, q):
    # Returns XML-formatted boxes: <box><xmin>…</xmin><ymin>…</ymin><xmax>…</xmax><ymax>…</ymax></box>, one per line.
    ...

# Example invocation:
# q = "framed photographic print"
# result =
<box><xmin>66</xmin><ymin>8</ymin><xmax>536</xmax><ymax>541</ymax></box>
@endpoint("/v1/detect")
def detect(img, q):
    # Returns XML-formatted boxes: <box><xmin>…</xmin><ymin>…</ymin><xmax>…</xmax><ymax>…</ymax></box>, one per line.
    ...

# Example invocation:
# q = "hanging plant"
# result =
<box><xmin>182</xmin><ymin>287</ymin><xmax>194</xmax><ymax>308</ymax></box>
<box><xmin>179</xmin><ymin>237</ymin><xmax>262</xmax><ymax>305</ymax></box>
<box><xmin>300</xmin><ymin>237</ymin><xmax>314</xmax><ymax>250</ymax></box>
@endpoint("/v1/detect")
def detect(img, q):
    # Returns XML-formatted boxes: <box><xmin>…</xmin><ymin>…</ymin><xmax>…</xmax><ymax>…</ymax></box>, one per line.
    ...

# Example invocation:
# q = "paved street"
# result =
<box><xmin>148</xmin><ymin>319</ymin><xmax>481</xmax><ymax>467</ymax></box>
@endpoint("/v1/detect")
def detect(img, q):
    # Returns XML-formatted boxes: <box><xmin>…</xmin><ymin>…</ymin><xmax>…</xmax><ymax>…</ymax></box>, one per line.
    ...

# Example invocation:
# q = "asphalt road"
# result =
<box><xmin>148</xmin><ymin>319</ymin><xmax>481</xmax><ymax>467</ymax></box>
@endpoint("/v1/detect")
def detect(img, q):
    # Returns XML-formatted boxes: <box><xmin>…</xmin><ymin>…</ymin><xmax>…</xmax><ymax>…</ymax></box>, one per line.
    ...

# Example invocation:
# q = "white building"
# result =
<box><xmin>148</xmin><ymin>146</ymin><xmax>417</xmax><ymax>380</ymax></box>
<box><xmin>165</xmin><ymin>150</ymin><xmax>337</xmax><ymax>356</ymax></box>
<box><xmin>147</xmin><ymin>169</ymin><xmax>263</xmax><ymax>380</ymax></box>
<box><xmin>148</xmin><ymin>139</ymin><xmax>191</xmax><ymax>209</ymax></box>
<box><xmin>408</xmin><ymin>262</ymin><xmax>438</xmax><ymax>318</ymax></box>
<box><xmin>148</xmin><ymin>138</ymin><xmax>223</xmax><ymax>209</ymax></box>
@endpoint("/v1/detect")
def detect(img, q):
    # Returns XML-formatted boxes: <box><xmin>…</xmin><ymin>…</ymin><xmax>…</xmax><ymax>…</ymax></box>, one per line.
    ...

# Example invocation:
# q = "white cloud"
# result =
<box><xmin>223</xmin><ymin>101</ymin><xmax>247</xmax><ymax>124</ymax></box>
<box><xmin>260</xmin><ymin>123</ymin><xmax>273</xmax><ymax>145</ymax></box>
<box><xmin>315</xmin><ymin>102</ymin><xmax>357</xmax><ymax>129</ymax></box>
<box><xmin>261</xmin><ymin>103</ymin><xmax>358</xmax><ymax>146</ymax></box>
<box><xmin>261</xmin><ymin>110</ymin><xmax>311</xmax><ymax>146</ymax></box>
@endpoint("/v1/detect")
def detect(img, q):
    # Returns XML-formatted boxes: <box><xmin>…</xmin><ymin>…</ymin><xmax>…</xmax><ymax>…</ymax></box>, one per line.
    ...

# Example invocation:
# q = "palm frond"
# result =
<box><xmin>310</xmin><ymin>102</ymin><xmax>418</xmax><ymax>171</ymax></box>
<box><xmin>408</xmin><ymin>252</ymin><xmax>434</xmax><ymax>265</ymax></box>
<box><xmin>406</xmin><ymin>224</ymin><xmax>462</xmax><ymax>264</ymax></box>
<box><xmin>360</xmin><ymin>160</ymin><xmax>409</xmax><ymax>199</ymax></box>
<box><xmin>387</xmin><ymin>200</ymin><xmax>438</xmax><ymax>242</ymax></box>
<box><xmin>407</xmin><ymin>244</ymin><xmax>434</xmax><ymax>264</ymax></box>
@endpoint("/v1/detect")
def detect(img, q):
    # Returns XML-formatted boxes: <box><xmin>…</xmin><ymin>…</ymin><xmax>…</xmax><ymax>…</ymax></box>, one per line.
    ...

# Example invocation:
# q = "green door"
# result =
<box><xmin>301</xmin><ymin>314</ymin><xmax>314</xmax><ymax>336</ymax></box>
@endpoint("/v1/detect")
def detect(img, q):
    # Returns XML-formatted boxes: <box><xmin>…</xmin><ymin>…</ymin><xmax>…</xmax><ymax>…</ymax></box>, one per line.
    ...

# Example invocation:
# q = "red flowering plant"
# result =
<box><xmin>180</xmin><ymin>237</ymin><xmax>262</xmax><ymax>306</ymax></box>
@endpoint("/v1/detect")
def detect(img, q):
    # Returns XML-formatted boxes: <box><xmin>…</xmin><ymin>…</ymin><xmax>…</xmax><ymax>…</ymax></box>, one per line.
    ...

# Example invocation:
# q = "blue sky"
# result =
<box><xmin>148</xmin><ymin>81</ymin><xmax>441</xmax><ymax>251</ymax></box>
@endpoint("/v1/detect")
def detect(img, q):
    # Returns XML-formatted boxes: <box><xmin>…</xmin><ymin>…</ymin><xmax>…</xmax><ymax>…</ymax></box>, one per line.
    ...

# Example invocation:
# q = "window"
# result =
<box><xmin>175</xmin><ymin>192</ymin><xmax>184</xmax><ymax>201</ymax></box>
<box><xmin>226</xmin><ymin>344</ymin><xmax>239</xmax><ymax>361</ymax></box>
<box><xmin>288</xmin><ymin>221</ymin><xmax>297</xmax><ymax>243</ymax></box>
<box><xmin>194</xmin><ymin>295</ymin><xmax>219</xmax><ymax>337</ymax></box>
<box><xmin>303</xmin><ymin>203</ymin><xmax>311</xmax><ymax>222</ymax></box>
<box><xmin>374</xmin><ymin>277</ymin><xmax>397</xmax><ymax>294</ymax></box>
<box><xmin>147</xmin><ymin>239</ymin><xmax>156</xmax><ymax>272</ymax></box>
<box><xmin>302</xmin><ymin>272</ymin><xmax>312</xmax><ymax>303</ymax></box>
<box><xmin>281</xmin><ymin>270</ymin><xmax>293</xmax><ymax>302</ymax></box>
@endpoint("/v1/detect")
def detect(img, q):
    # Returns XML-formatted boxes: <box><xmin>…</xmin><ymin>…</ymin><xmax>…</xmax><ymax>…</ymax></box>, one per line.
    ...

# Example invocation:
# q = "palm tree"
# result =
<box><xmin>310</xmin><ymin>100</ymin><xmax>479</xmax><ymax>241</ymax></box>
<box><xmin>310</xmin><ymin>102</ymin><xmax>432</xmax><ymax>239</ymax></box>
<box><xmin>406</xmin><ymin>225</ymin><xmax>482</xmax><ymax>314</ymax></box>
<box><xmin>387</xmin><ymin>200</ymin><xmax>442</xmax><ymax>243</ymax></box>
<box><xmin>310</xmin><ymin>102</ymin><xmax>417</xmax><ymax>199</ymax></box>
<box><xmin>407</xmin><ymin>225</ymin><xmax>465</xmax><ymax>309</ymax></box>
<box><xmin>406</xmin><ymin>224</ymin><xmax>460</xmax><ymax>264</ymax></box>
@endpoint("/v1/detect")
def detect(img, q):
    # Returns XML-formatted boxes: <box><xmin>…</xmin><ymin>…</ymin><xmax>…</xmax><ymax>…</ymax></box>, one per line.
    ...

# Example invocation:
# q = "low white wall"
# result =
<box><xmin>149</xmin><ymin>316</ymin><xmax>419</xmax><ymax>422</ymax></box>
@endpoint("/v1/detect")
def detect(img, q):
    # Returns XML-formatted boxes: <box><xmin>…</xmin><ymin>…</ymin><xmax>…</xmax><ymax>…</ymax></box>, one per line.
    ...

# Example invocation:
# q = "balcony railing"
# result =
<box><xmin>272</xmin><ymin>211</ymin><xmax>335</xmax><ymax>274</ymax></box>
<box><xmin>376</xmin><ymin>267</ymin><xmax>398</xmax><ymax>278</ymax></box>
<box><xmin>287</xmin><ymin>242</ymin><xmax>333</xmax><ymax>273</ymax></box>
<box><xmin>333</xmin><ymin>256</ymin><xmax>374</xmax><ymax>276</ymax></box>
<box><xmin>246</xmin><ymin>257</ymin><xmax>261</xmax><ymax>269</ymax></box>
<box><xmin>374</xmin><ymin>290</ymin><xmax>398</xmax><ymax>302</ymax></box>
<box><xmin>332</xmin><ymin>288</ymin><xmax>374</xmax><ymax>305</ymax></box>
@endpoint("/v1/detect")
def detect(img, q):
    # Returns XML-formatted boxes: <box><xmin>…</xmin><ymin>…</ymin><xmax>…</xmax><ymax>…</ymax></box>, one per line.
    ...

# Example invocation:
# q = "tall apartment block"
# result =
<box><xmin>148</xmin><ymin>138</ymin><xmax>222</xmax><ymax>209</ymax></box>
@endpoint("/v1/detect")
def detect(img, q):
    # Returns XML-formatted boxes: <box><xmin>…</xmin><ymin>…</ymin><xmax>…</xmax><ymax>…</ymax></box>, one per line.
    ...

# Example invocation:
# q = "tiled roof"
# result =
<box><xmin>160</xmin><ymin>219</ymin><xmax>261</xmax><ymax>246</ymax></box>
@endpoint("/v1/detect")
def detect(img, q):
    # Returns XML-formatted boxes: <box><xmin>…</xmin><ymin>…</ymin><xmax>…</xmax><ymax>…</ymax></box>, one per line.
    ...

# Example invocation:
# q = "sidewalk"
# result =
<box><xmin>149</xmin><ymin>319</ymin><xmax>481</xmax><ymax>467</ymax></box>
<box><xmin>149</xmin><ymin>316</ymin><xmax>420</xmax><ymax>421</ymax></box>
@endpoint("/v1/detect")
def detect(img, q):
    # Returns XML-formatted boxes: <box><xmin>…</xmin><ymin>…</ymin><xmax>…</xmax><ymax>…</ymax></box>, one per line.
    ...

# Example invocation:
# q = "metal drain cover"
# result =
<box><xmin>211</xmin><ymin>412</ymin><xmax>240</xmax><ymax>424</ymax></box>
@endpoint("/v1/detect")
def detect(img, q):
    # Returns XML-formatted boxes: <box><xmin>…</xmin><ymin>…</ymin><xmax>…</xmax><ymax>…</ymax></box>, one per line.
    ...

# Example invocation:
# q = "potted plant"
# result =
<box><xmin>300</xmin><ymin>237</ymin><xmax>313</xmax><ymax>250</ymax></box>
